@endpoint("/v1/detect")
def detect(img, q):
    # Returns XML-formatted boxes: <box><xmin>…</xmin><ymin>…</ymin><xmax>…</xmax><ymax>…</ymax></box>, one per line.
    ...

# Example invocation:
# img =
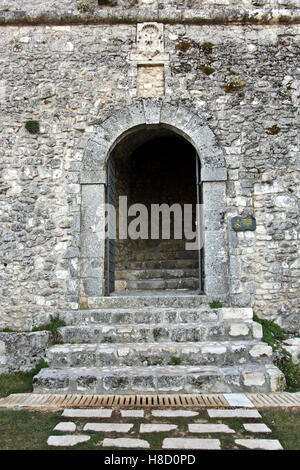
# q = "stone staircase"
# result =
<box><xmin>115</xmin><ymin>241</ymin><xmax>199</xmax><ymax>292</ymax></box>
<box><xmin>33</xmin><ymin>295</ymin><xmax>286</xmax><ymax>394</ymax></box>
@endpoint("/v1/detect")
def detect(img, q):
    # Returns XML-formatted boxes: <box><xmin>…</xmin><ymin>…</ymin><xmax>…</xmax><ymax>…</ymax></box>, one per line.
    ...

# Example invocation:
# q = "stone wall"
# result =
<box><xmin>0</xmin><ymin>331</ymin><xmax>51</xmax><ymax>373</ymax></box>
<box><xmin>1</xmin><ymin>0</ymin><xmax>298</xmax><ymax>12</ymax></box>
<box><xmin>0</xmin><ymin>4</ymin><xmax>299</xmax><ymax>331</ymax></box>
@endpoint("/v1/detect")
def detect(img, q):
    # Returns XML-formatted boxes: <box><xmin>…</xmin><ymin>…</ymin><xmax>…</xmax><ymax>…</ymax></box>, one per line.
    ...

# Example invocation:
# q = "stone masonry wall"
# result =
<box><xmin>0</xmin><ymin>331</ymin><xmax>51</xmax><ymax>373</ymax></box>
<box><xmin>1</xmin><ymin>1</ymin><xmax>298</xmax><ymax>12</ymax></box>
<box><xmin>0</xmin><ymin>6</ymin><xmax>299</xmax><ymax>331</ymax></box>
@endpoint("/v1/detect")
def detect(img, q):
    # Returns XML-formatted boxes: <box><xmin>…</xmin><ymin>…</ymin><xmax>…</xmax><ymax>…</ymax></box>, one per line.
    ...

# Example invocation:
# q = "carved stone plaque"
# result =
<box><xmin>137</xmin><ymin>22</ymin><xmax>164</xmax><ymax>58</ymax></box>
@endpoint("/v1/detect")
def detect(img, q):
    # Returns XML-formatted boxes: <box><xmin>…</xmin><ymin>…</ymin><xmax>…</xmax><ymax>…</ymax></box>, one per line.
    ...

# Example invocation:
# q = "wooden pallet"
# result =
<box><xmin>1</xmin><ymin>393</ymin><xmax>300</xmax><ymax>410</ymax></box>
<box><xmin>0</xmin><ymin>393</ymin><xmax>230</xmax><ymax>409</ymax></box>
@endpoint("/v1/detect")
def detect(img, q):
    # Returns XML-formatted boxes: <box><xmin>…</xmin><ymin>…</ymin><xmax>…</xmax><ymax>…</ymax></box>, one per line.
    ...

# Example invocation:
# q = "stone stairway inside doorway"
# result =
<box><xmin>115</xmin><ymin>240</ymin><xmax>200</xmax><ymax>292</ymax></box>
<box><xmin>33</xmin><ymin>294</ymin><xmax>286</xmax><ymax>394</ymax></box>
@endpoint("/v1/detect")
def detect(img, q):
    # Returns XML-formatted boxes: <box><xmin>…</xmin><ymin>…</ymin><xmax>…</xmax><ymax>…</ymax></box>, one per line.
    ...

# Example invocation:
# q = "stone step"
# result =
<box><xmin>138</xmin><ymin>240</ymin><xmax>190</xmax><ymax>252</ymax></box>
<box><xmin>115</xmin><ymin>268</ymin><xmax>199</xmax><ymax>281</ymax></box>
<box><xmin>57</xmin><ymin>321</ymin><xmax>262</xmax><ymax>344</ymax></box>
<box><xmin>59</xmin><ymin>307</ymin><xmax>253</xmax><ymax>326</ymax></box>
<box><xmin>46</xmin><ymin>340</ymin><xmax>272</xmax><ymax>368</ymax></box>
<box><xmin>33</xmin><ymin>363</ymin><xmax>285</xmax><ymax>394</ymax></box>
<box><xmin>116</xmin><ymin>258</ymin><xmax>199</xmax><ymax>270</ymax></box>
<box><xmin>133</xmin><ymin>250</ymin><xmax>198</xmax><ymax>261</ymax></box>
<box><xmin>85</xmin><ymin>294</ymin><xmax>212</xmax><ymax>309</ymax></box>
<box><xmin>115</xmin><ymin>277</ymin><xmax>199</xmax><ymax>291</ymax></box>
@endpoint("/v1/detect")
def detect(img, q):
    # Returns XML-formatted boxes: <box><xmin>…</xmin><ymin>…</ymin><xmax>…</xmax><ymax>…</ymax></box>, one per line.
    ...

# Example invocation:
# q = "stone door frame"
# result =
<box><xmin>79</xmin><ymin>99</ymin><xmax>228</xmax><ymax>304</ymax></box>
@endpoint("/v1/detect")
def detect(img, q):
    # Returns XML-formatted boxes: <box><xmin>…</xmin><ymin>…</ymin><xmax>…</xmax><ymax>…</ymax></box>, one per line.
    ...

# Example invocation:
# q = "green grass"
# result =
<box><xmin>0</xmin><ymin>410</ymin><xmax>62</xmax><ymax>450</ymax></box>
<box><xmin>209</xmin><ymin>300</ymin><xmax>222</xmax><ymax>309</ymax></box>
<box><xmin>25</xmin><ymin>120</ymin><xmax>40</xmax><ymax>134</ymax></box>
<box><xmin>254</xmin><ymin>315</ymin><xmax>300</xmax><ymax>392</ymax></box>
<box><xmin>32</xmin><ymin>315</ymin><xmax>66</xmax><ymax>344</ymax></box>
<box><xmin>262</xmin><ymin>409</ymin><xmax>300</xmax><ymax>451</ymax></box>
<box><xmin>0</xmin><ymin>315</ymin><xmax>66</xmax><ymax>342</ymax></box>
<box><xmin>169</xmin><ymin>356</ymin><xmax>182</xmax><ymax>365</ymax></box>
<box><xmin>1</xmin><ymin>408</ymin><xmax>300</xmax><ymax>450</ymax></box>
<box><xmin>0</xmin><ymin>316</ymin><xmax>64</xmax><ymax>398</ymax></box>
<box><xmin>0</xmin><ymin>359</ymin><xmax>48</xmax><ymax>398</ymax></box>
<box><xmin>253</xmin><ymin>315</ymin><xmax>286</xmax><ymax>348</ymax></box>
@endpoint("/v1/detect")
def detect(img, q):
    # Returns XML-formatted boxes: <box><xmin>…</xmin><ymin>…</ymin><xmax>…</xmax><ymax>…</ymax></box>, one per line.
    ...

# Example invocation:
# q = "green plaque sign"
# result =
<box><xmin>231</xmin><ymin>215</ymin><xmax>256</xmax><ymax>232</ymax></box>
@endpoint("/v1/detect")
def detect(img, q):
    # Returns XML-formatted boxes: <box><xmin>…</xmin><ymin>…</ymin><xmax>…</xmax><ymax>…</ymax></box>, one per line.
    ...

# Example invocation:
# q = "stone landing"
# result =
<box><xmin>32</xmin><ymin>296</ymin><xmax>285</xmax><ymax>394</ymax></box>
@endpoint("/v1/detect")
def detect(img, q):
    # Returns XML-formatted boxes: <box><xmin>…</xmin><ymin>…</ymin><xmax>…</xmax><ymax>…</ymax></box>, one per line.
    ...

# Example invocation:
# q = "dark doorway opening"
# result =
<box><xmin>106</xmin><ymin>127</ymin><xmax>203</xmax><ymax>294</ymax></box>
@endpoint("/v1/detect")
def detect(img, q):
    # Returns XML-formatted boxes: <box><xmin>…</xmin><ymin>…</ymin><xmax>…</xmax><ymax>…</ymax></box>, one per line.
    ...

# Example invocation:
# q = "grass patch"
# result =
<box><xmin>25</xmin><ymin>120</ymin><xmax>40</xmax><ymax>134</ymax></box>
<box><xmin>32</xmin><ymin>315</ymin><xmax>66</xmax><ymax>344</ymax></box>
<box><xmin>209</xmin><ymin>300</ymin><xmax>222</xmax><ymax>309</ymax></box>
<box><xmin>0</xmin><ymin>315</ymin><xmax>66</xmax><ymax>341</ymax></box>
<box><xmin>253</xmin><ymin>315</ymin><xmax>286</xmax><ymax>348</ymax></box>
<box><xmin>76</xmin><ymin>1</ymin><xmax>93</xmax><ymax>13</ymax></box>
<box><xmin>262</xmin><ymin>409</ymin><xmax>300</xmax><ymax>450</ymax></box>
<box><xmin>0</xmin><ymin>410</ymin><xmax>62</xmax><ymax>450</ymax></box>
<box><xmin>169</xmin><ymin>356</ymin><xmax>182</xmax><ymax>365</ymax></box>
<box><xmin>254</xmin><ymin>315</ymin><xmax>300</xmax><ymax>392</ymax></box>
<box><xmin>1</xmin><ymin>408</ymin><xmax>300</xmax><ymax>450</ymax></box>
<box><xmin>0</xmin><ymin>359</ymin><xmax>48</xmax><ymax>398</ymax></box>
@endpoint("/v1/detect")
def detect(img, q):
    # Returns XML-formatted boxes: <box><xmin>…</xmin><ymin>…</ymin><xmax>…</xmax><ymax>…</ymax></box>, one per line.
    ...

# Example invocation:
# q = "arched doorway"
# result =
<box><xmin>106</xmin><ymin>127</ymin><xmax>203</xmax><ymax>294</ymax></box>
<box><xmin>79</xmin><ymin>100</ymin><xmax>229</xmax><ymax>305</ymax></box>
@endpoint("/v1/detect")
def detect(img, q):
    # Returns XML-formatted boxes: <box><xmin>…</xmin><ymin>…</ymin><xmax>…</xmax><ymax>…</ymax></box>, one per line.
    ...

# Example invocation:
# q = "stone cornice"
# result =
<box><xmin>0</xmin><ymin>7</ymin><xmax>299</xmax><ymax>26</ymax></box>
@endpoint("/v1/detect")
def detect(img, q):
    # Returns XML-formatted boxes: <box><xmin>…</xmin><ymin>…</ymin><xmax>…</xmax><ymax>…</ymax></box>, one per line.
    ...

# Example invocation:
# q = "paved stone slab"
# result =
<box><xmin>152</xmin><ymin>410</ymin><xmax>198</xmax><ymax>418</ymax></box>
<box><xmin>83</xmin><ymin>423</ymin><xmax>133</xmax><ymax>432</ymax></box>
<box><xmin>62</xmin><ymin>408</ymin><xmax>112</xmax><ymax>418</ymax></box>
<box><xmin>140</xmin><ymin>424</ymin><xmax>177</xmax><ymax>433</ymax></box>
<box><xmin>120</xmin><ymin>410</ymin><xmax>144</xmax><ymax>418</ymax></box>
<box><xmin>102</xmin><ymin>438</ymin><xmax>150</xmax><ymax>448</ymax></box>
<box><xmin>188</xmin><ymin>424</ymin><xmax>235</xmax><ymax>433</ymax></box>
<box><xmin>243</xmin><ymin>423</ymin><xmax>272</xmax><ymax>433</ymax></box>
<box><xmin>224</xmin><ymin>393</ymin><xmax>255</xmax><ymax>408</ymax></box>
<box><xmin>47</xmin><ymin>435</ymin><xmax>90</xmax><ymax>447</ymax></box>
<box><xmin>208</xmin><ymin>409</ymin><xmax>261</xmax><ymax>418</ymax></box>
<box><xmin>53</xmin><ymin>422</ymin><xmax>76</xmax><ymax>432</ymax></box>
<box><xmin>162</xmin><ymin>438</ymin><xmax>221</xmax><ymax>450</ymax></box>
<box><xmin>235</xmin><ymin>439</ymin><xmax>283</xmax><ymax>450</ymax></box>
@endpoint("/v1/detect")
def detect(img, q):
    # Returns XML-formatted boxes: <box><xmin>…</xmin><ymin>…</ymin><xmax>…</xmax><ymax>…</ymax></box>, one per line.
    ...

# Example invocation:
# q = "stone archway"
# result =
<box><xmin>79</xmin><ymin>99</ymin><xmax>228</xmax><ymax>304</ymax></box>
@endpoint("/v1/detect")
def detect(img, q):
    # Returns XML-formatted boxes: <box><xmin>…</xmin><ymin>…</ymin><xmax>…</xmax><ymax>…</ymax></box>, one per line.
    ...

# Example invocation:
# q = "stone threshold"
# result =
<box><xmin>0</xmin><ymin>7</ymin><xmax>299</xmax><ymax>27</ymax></box>
<box><xmin>1</xmin><ymin>392</ymin><xmax>300</xmax><ymax>410</ymax></box>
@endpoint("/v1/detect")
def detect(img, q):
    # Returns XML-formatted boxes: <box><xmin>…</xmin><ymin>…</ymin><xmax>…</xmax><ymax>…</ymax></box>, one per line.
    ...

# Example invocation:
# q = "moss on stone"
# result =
<box><xmin>25</xmin><ymin>120</ymin><xmax>40</xmax><ymax>134</ymax></box>
<box><xmin>201</xmin><ymin>65</ymin><xmax>215</xmax><ymax>76</ymax></box>
<box><xmin>223</xmin><ymin>76</ymin><xmax>246</xmax><ymax>93</ymax></box>
<box><xmin>175</xmin><ymin>41</ymin><xmax>191</xmax><ymax>53</ymax></box>
<box><xmin>202</xmin><ymin>41</ymin><xmax>214</xmax><ymax>52</ymax></box>
<box><xmin>267</xmin><ymin>124</ymin><xmax>281</xmax><ymax>135</ymax></box>
<box><xmin>76</xmin><ymin>1</ymin><xmax>93</xmax><ymax>13</ymax></box>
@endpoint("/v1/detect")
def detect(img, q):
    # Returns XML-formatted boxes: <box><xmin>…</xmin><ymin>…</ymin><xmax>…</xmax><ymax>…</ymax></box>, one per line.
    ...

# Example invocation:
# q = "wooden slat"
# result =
<box><xmin>2</xmin><ymin>393</ymin><xmax>300</xmax><ymax>409</ymax></box>
<box><xmin>71</xmin><ymin>395</ymin><xmax>83</xmax><ymax>406</ymax></box>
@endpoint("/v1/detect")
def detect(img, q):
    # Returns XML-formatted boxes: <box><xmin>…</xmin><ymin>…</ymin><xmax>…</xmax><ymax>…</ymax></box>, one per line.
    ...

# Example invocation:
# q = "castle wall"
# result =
<box><xmin>0</xmin><ymin>4</ymin><xmax>299</xmax><ymax>331</ymax></box>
